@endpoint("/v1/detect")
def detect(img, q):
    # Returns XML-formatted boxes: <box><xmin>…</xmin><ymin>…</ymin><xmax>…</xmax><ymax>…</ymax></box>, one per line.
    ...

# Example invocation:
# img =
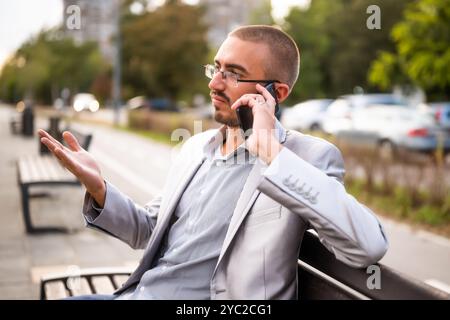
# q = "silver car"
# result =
<box><xmin>349</xmin><ymin>105</ymin><xmax>450</xmax><ymax>156</ymax></box>
<box><xmin>281</xmin><ymin>99</ymin><xmax>333</xmax><ymax>132</ymax></box>
<box><xmin>322</xmin><ymin>94</ymin><xmax>406</xmax><ymax>135</ymax></box>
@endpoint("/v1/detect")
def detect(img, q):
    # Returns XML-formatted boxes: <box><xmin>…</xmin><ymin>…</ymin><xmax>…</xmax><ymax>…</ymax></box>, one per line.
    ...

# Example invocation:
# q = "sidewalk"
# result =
<box><xmin>0</xmin><ymin>105</ymin><xmax>142</xmax><ymax>299</ymax></box>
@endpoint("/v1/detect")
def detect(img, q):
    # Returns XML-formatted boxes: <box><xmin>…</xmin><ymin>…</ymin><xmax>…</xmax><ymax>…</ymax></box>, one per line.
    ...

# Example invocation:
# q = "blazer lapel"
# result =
<box><xmin>213</xmin><ymin>125</ymin><xmax>289</xmax><ymax>273</ymax></box>
<box><xmin>214</xmin><ymin>159</ymin><xmax>266</xmax><ymax>270</ymax></box>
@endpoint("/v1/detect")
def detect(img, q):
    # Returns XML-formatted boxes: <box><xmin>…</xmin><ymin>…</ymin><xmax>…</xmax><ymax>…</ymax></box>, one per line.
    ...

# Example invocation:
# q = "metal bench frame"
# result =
<box><xmin>16</xmin><ymin>129</ymin><xmax>92</xmax><ymax>234</ymax></box>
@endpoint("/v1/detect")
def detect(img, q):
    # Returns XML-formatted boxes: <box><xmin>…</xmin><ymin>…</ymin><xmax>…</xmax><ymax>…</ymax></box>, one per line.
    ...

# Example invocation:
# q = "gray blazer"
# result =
<box><xmin>83</xmin><ymin>126</ymin><xmax>388</xmax><ymax>299</ymax></box>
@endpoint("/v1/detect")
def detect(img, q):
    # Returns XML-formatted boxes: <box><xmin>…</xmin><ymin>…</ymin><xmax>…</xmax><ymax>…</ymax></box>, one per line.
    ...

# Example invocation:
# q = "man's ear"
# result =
<box><xmin>275</xmin><ymin>83</ymin><xmax>290</xmax><ymax>103</ymax></box>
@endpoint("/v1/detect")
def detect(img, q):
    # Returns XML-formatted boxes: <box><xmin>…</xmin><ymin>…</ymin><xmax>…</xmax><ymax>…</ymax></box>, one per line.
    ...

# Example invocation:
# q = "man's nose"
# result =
<box><xmin>208</xmin><ymin>72</ymin><xmax>226</xmax><ymax>92</ymax></box>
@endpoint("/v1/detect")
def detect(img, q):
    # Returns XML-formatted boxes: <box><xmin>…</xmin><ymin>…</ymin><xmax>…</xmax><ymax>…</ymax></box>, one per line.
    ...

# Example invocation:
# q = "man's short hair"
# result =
<box><xmin>228</xmin><ymin>25</ymin><xmax>300</xmax><ymax>90</ymax></box>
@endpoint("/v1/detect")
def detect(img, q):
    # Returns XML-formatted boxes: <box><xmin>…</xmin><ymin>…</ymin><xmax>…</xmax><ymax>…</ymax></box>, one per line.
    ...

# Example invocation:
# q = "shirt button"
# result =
<box><xmin>140</xmin><ymin>286</ymin><xmax>145</xmax><ymax>292</ymax></box>
<box><xmin>162</xmin><ymin>265</ymin><xmax>167</xmax><ymax>270</ymax></box>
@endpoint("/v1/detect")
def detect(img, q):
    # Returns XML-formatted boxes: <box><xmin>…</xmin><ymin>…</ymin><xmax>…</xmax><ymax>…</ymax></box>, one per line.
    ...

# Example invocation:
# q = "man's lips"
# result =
<box><xmin>211</xmin><ymin>95</ymin><xmax>227</xmax><ymax>104</ymax></box>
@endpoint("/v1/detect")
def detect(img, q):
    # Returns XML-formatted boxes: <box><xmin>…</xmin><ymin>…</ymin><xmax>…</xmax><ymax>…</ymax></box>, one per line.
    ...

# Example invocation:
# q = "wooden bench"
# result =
<box><xmin>40</xmin><ymin>231</ymin><xmax>449</xmax><ymax>300</ymax></box>
<box><xmin>40</xmin><ymin>267</ymin><xmax>132</xmax><ymax>300</ymax></box>
<box><xmin>17</xmin><ymin>128</ymin><xmax>92</xmax><ymax>234</ymax></box>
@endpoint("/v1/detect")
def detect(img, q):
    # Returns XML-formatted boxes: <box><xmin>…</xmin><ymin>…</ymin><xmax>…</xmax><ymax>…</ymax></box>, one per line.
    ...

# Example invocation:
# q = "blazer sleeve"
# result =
<box><xmin>257</xmin><ymin>145</ymin><xmax>388</xmax><ymax>268</ymax></box>
<box><xmin>82</xmin><ymin>181</ymin><xmax>161</xmax><ymax>250</ymax></box>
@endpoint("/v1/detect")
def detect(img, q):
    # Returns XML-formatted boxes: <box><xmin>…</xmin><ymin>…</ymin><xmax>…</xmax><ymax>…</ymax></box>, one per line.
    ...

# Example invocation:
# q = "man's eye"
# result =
<box><xmin>229</xmin><ymin>71</ymin><xmax>241</xmax><ymax>78</ymax></box>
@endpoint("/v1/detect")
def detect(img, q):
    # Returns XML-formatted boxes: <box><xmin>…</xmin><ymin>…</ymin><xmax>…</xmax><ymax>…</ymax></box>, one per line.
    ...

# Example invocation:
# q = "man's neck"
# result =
<box><xmin>221</xmin><ymin>126</ymin><xmax>245</xmax><ymax>156</ymax></box>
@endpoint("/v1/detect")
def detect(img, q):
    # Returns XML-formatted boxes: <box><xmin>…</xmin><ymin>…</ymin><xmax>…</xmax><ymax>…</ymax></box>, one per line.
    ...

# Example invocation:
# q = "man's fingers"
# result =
<box><xmin>38</xmin><ymin>129</ymin><xmax>65</xmax><ymax>149</ymax></box>
<box><xmin>231</xmin><ymin>96</ymin><xmax>256</xmax><ymax>110</ymax></box>
<box><xmin>53</xmin><ymin>146</ymin><xmax>81</xmax><ymax>175</ymax></box>
<box><xmin>40</xmin><ymin>137</ymin><xmax>61</xmax><ymax>154</ymax></box>
<box><xmin>40</xmin><ymin>137</ymin><xmax>75</xmax><ymax>168</ymax></box>
<box><xmin>62</xmin><ymin>131</ymin><xmax>82</xmax><ymax>152</ymax></box>
<box><xmin>256</xmin><ymin>83</ymin><xmax>276</xmax><ymax>104</ymax></box>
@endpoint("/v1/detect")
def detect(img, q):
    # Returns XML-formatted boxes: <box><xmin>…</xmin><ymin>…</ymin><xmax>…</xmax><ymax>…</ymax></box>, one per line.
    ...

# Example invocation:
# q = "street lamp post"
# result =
<box><xmin>112</xmin><ymin>0</ymin><xmax>122</xmax><ymax>127</ymax></box>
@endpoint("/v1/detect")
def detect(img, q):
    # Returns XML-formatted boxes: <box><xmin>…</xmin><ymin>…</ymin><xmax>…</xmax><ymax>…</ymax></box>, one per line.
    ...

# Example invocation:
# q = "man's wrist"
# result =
<box><xmin>261</xmin><ymin>139</ymin><xmax>283</xmax><ymax>164</ymax></box>
<box><xmin>90</xmin><ymin>181</ymin><xmax>106</xmax><ymax>208</ymax></box>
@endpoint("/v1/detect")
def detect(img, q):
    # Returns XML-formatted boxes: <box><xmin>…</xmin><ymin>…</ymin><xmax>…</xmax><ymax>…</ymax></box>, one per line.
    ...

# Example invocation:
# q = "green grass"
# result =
<box><xmin>116</xmin><ymin>126</ymin><xmax>178</xmax><ymax>146</ymax></box>
<box><xmin>346</xmin><ymin>178</ymin><xmax>450</xmax><ymax>232</ymax></box>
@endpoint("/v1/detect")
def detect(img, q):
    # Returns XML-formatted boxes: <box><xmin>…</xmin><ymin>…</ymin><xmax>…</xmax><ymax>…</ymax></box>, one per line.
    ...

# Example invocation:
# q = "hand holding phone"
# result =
<box><xmin>236</xmin><ymin>83</ymin><xmax>278</xmax><ymax>136</ymax></box>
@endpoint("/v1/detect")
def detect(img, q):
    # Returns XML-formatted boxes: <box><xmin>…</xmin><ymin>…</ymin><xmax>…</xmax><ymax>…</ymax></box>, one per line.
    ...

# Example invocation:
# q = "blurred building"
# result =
<box><xmin>199</xmin><ymin>0</ymin><xmax>271</xmax><ymax>48</ymax></box>
<box><xmin>63</xmin><ymin>0</ymin><xmax>120</xmax><ymax>62</ymax></box>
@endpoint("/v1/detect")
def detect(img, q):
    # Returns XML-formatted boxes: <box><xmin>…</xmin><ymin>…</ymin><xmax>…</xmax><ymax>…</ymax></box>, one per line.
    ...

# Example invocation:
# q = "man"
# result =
<box><xmin>39</xmin><ymin>25</ymin><xmax>388</xmax><ymax>300</ymax></box>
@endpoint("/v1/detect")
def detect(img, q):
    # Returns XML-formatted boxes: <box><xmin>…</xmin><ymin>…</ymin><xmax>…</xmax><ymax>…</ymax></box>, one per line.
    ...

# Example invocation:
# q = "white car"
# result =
<box><xmin>322</xmin><ymin>94</ymin><xmax>406</xmax><ymax>135</ymax></box>
<box><xmin>281</xmin><ymin>99</ymin><xmax>333</xmax><ymax>132</ymax></box>
<box><xmin>349</xmin><ymin>105</ymin><xmax>450</xmax><ymax>155</ymax></box>
<box><xmin>72</xmin><ymin>93</ymin><xmax>100</xmax><ymax>112</ymax></box>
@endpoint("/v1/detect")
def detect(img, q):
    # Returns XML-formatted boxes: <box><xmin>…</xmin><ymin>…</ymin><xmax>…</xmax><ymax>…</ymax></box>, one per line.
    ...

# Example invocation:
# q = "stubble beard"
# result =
<box><xmin>214</xmin><ymin>109</ymin><xmax>240</xmax><ymax>127</ymax></box>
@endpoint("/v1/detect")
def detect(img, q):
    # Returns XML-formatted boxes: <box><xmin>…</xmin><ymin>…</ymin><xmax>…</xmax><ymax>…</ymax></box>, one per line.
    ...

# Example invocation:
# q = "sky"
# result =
<box><xmin>0</xmin><ymin>0</ymin><xmax>310</xmax><ymax>70</ymax></box>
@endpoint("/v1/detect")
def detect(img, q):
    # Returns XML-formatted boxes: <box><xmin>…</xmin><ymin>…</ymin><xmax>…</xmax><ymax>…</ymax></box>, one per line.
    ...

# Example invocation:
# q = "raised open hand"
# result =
<box><xmin>38</xmin><ymin>129</ymin><xmax>106</xmax><ymax>207</ymax></box>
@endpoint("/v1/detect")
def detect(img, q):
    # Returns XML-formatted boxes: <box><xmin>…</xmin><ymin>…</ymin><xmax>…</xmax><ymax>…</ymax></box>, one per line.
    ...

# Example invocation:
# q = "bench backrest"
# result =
<box><xmin>298</xmin><ymin>230</ymin><xmax>449</xmax><ymax>300</ymax></box>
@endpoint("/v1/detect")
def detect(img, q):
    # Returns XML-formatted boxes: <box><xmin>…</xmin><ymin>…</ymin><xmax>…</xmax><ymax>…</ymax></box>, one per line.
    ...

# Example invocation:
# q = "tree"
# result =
<box><xmin>283</xmin><ymin>0</ymin><xmax>343</xmax><ymax>103</ymax></box>
<box><xmin>283</xmin><ymin>0</ymin><xmax>411</xmax><ymax>103</ymax></box>
<box><xmin>0</xmin><ymin>29</ymin><xmax>108</xmax><ymax>104</ymax></box>
<box><xmin>369</xmin><ymin>0</ymin><xmax>450</xmax><ymax>100</ymax></box>
<box><xmin>121</xmin><ymin>1</ymin><xmax>209</xmax><ymax>102</ymax></box>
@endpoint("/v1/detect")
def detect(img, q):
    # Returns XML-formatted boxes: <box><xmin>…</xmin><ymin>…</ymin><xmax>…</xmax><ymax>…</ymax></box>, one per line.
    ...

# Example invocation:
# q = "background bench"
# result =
<box><xmin>40</xmin><ymin>267</ymin><xmax>132</xmax><ymax>300</ymax></box>
<box><xmin>40</xmin><ymin>231</ymin><xmax>449</xmax><ymax>300</ymax></box>
<box><xmin>17</xmin><ymin>127</ymin><xmax>92</xmax><ymax>234</ymax></box>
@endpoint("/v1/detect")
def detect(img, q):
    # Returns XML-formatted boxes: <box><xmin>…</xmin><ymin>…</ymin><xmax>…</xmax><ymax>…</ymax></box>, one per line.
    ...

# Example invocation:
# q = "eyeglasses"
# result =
<box><xmin>204</xmin><ymin>64</ymin><xmax>280</xmax><ymax>87</ymax></box>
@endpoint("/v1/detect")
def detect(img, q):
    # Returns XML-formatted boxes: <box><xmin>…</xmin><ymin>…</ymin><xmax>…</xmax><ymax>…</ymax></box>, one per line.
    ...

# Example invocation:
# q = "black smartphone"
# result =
<box><xmin>236</xmin><ymin>83</ymin><xmax>279</xmax><ymax>136</ymax></box>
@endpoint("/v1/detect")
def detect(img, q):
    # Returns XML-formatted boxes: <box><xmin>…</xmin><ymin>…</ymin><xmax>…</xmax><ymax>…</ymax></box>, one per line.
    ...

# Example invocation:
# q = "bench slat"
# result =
<box><xmin>45</xmin><ymin>281</ymin><xmax>69</xmax><ymax>300</ymax></box>
<box><xmin>35</xmin><ymin>156</ymin><xmax>54</xmax><ymax>181</ymax></box>
<box><xmin>18</xmin><ymin>157</ymin><xmax>31</xmax><ymax>183</ymax></box>
<box><xmin>28</xmin><ymin>155</ymin><xmax>45</xmax><ymax>182</ymax></box>
<box><xmin>91</xmin><ymin>276</ymin><xmax>116</xmax><ymax>294</ymax></box>
<box><xmin>68</xmin><ymin>277</ymin><xmax>92</xmax><ymax>296</ymax></box>
<box><xmin>40</xmin><ymin>157</ymin><xmax>60</xmax><ymax>181</ymax></box>
<box><xmin>18</xmin><ymin>156</ymin><xmax>76</xmax><ymax>184</ymax></box>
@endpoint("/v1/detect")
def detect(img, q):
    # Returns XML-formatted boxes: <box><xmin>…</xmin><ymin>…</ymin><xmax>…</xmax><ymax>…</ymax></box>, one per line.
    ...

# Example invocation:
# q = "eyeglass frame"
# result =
<box><xmin>204</xmin><ymin>64</ymin><xmax>280</xmax><ymax>87</ymax></box>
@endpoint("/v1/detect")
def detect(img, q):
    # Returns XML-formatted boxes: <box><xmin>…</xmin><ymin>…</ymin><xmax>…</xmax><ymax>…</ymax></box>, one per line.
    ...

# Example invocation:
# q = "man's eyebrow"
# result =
<box><xmin>214</xmin><ymin>60</ymin><xmax>248</xmax><ymax>75</ymax></box>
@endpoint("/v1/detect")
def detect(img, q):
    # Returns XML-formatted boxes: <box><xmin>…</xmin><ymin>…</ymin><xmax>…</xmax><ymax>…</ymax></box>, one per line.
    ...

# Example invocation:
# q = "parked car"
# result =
<box><xmin>417</xmin><ymin>102</ymin><xmax>450</xmax><ymax>130</ymax></box>
<box><xmin>347</xmin><ymin>105</ymin><xmax>450</xmax><ymax>156</ymax></box>
<box><xmin>126</xmin><ymin>96</ymin><xmax>179</xmax><ymax>112</ymax></box>
<box><xmin>281</xmin><ymin>99</ymin><xmax>333</xmax><ymax>132</ymax></box>
<box><xmin>322</xmin><ymin>94</ymin><xmax>407</xmax><ymax>135</ymax></box>
<box><xmin>72</xmin><ymin>93</ymin><xmax>100</xmax><ymax>112</ymax></box>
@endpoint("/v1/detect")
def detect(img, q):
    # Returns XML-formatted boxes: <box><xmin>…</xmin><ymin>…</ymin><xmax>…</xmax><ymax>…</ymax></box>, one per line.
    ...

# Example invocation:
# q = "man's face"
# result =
<box><xmin>208</xmin><ymin>37</ymin><xmax>270</xmax><ymax>127</ymax></box>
